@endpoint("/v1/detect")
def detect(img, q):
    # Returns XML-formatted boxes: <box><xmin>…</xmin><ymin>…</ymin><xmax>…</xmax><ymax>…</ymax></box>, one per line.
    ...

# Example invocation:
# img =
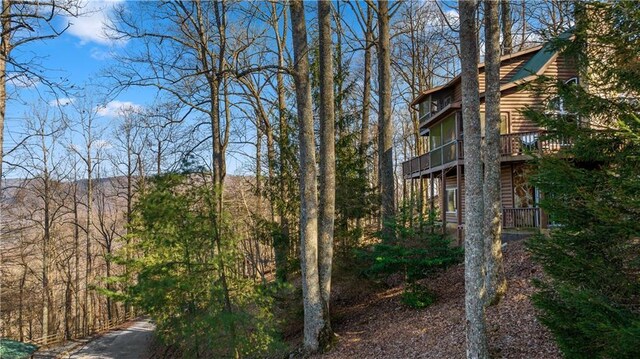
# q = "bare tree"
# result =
<box><xmin>0</xmin><ymin>0</ymin><xmax>80</xmax><ymax>192</ymax></box>
<box><xmin>500</xmin><ymin>1</ymin><xmax>513</xmax><ymax>54</ymax></box>
<box><xmin>289</xmin><ymin>0</ymin><xmax>324</xmax><ymax>352</ymax></box>
<box><xmin>68</xmin><ymin>95</ymin><xmax>105</xmax><ymax>335</ymax></box>
<box><xmin>377</xmin><ymin>0</ymin><xmax>395</xmax><ymax>235</ymax></box>
<box><xmin>317</xmin><ymin>0</ymin><xmax>335</xmax><ymax>344</ymax></box>
<box><xmin>459</xmin><ymin>0</ymin><xmax>489</xmax><ymax>357</ymax></box>
<box><xmin>6</xmin><ymin>102</ymin><xmax>70</xmax><ymax>340</ymax></box>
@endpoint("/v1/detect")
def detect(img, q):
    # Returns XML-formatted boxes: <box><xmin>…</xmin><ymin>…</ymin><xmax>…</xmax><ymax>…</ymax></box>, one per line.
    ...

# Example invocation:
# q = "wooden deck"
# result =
<box><xmin>402</xmin><ymin>131</ymin><xmax>570</xmax><ymax>179</ymax></box>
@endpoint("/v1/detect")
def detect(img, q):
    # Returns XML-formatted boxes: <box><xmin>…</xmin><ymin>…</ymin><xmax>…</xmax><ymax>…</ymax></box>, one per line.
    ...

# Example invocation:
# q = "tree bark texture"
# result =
<box><xmin>289</xmin><ymin>0</ymin><xmax>324</xmax><ymax>352</ymax></box>
<box><xmin>500</xmin><ymin>0</ymin><xmax>513</xmax><ymax>55</ymax></box>
<box><xmin>317</xmin><ymin>0</ymin><xmax>335</xmax><ymax>344</ymax></box>
<box><xmin>459</xmin><ymin>1</ymin><xmax>489</xmax><ymax>358</ymax></box>
<box><xmin>377</xmin><ymin>0</ymin><xmax>395</xmax><ymax>236</ymax></box>
<box><xmin>483</xmin><ymin>0</ymin><xmax>507</xmax><ymax>307</ymax></box>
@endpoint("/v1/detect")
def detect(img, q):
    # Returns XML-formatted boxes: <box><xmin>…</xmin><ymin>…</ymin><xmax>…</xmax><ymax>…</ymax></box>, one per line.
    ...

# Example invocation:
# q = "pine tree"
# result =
<box><xmin>527</xmin><ymin>2</ymin><xmax>640</xmax><ymax>357</ymax></box>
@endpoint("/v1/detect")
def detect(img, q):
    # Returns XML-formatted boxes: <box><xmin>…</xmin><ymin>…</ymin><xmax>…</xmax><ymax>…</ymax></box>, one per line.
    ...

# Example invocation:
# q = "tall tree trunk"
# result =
<box><xmin>358</xmin><ymin>6</ymin><xmax>373</xmax><ymax>234</ymax></box>
<box><xmin>72</xmin><ymin>170</ymin><xmax>80</xmax><ymax>335</ymax></box>
<box><xmin>501</xmin><ymin>0</ymin><xmax>513</xmax><ymax>54</ymax></box>
<box><xmin>377</xmin><ymin>0</ymin><xmax>395</xmax><ymax>236</ymax></box>
<box><xmin>317</xmin><ymin>0</ymin><xmax>335</xmax><ymax>346</ymax></box>
<box><xmin>289</xmin><ymin>0</ymin><xmax>324</xmax><ymax>352</ymax></box>
<box><xmin>459</xmin><ymin>1</ymin><xmax>489</xmax><ymax>358</ymax></box>
<box><xmin>18</xmin><ymin>265</ymin><xmax>26</xmax><ymax>341</ymax></box>
<box><xmin>86</xmin><ymin>144</ymin><xmax>93</xmax><ymax>335</ymax></box>
<box><xmin>64</xmin><ymin>269</ymin><xmax>72</xmax><ymax>339</ymax></box>
<box><xmin>484</xmin><ymin>0</ymin><xmax>507</xmax><ymax>306</ymax></box>
<box><xmin>273</xmin><ymin>2</ymin><xmax>290</xmax><ymax>283</ymax></box>
<box><xmin>0</xmin><ymin>0</ymin><xmax>10</xmax><ymax>197</ymax></box>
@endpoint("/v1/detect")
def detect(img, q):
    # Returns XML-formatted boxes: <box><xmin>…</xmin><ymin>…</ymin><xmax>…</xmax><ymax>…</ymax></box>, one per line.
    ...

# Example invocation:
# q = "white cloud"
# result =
<box><xmin>8</xmin><ymin>73</ymin><xmax>40</xmax><ymax>88</ymax></box>
<box><xmin>66</xmin><ymin>0</ymin><xmax>125</xmax><ymax>46</ymax></box>
<box><xmin>49</xmin><ymin>97</ymin><xmax>75</xmax><ymax>106</ymax></box>
<box><xmin>90</xmin><ymin>47</ymin><xmax>115</xmax><ymax>61</ymax></box>
<box><xmin>97</xmin><ymin>100</ymin><xmax>142</xmax><ymax>118</ymax></box>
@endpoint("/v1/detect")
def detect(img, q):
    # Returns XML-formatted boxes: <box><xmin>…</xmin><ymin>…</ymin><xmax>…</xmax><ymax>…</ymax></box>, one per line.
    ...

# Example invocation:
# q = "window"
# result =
<box><xmin>429</xmin><ymin>114</ymin><xmax>457</xmax><ymax>167</ymax></box>
<box><xmin>546</xmin><ymin>78</ymin><xmax>579</xmax><ymax>117</ymax></box>
<box><xmin>479</xmin><ymin>112</ymin><xmax>509</xmax><ymax>137</ymax></box>
<box><xmin>442</xmin><ymin>96</ymin><xmax>452</xmax><ymax>107</ymax></box>
<box><xmin>419</xmin><ymin>99</ymin><xmax>429</xmax><ymax>120</ymax></box>
<box><xmin>565</xmin><ymin>77</ymin><xmax>578</xmax><ymax>86</ymax></box>
<box><xmin>446</xmin><ymin>188</ymin><xmax>457</xmax><ymax>213</ymax></box>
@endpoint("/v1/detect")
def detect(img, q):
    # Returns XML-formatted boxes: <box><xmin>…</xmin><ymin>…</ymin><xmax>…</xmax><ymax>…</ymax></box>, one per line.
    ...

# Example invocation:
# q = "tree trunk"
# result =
<box><xmin>317</xmin><ymin>0</ymin><xmax>335</xmax><ymax>346</ymax></box>
<box><xmin>86</xmin><ymin>143</ymin><xmax>93</xmax><ymax>335</ymax></box>
<box><xmin>73</xmin><ymin>171</ymin><xmax>81</xmax><ymax>335</ymax></box>
<box><xmin>358</xmin><ymin>6</ymin><xmax>373</xmax><ymax>234</ymax></box>
<box><xmin>0</xmin><ymin>0</ymin><xmax>10</xmax><ymax>196</ymax></box>
<box><xmin>19</xmin><ymin>265</ymin><xmax>26</xmax><ymax>341</ymax></box>
<box><xmin>484</xmin><ymin>0</ymin><xmax>507</xmax><ymax>307</ymax></box>
<box><xmin>459</xmin><ymin>1</ymin><xmax>489</xmax><ymax>358</ymax></box>
<box><xmin>273</xmin><ymin>1</ymin><xmax>290</xmax><ymax>283</ymax></box>
<box><xmin>377</xmin><ymin>0</ymin><xmax>395</xmax><ymax>236</ymax></box>
<box><xmin>289</xmin><ymin>0</ymin><xmax>324</xmax><ymax>352</ymax></box>
<box><xmin>501</xmin><ymin>0</ymin><xmax>513</xmax><ymax>55</ymax></box>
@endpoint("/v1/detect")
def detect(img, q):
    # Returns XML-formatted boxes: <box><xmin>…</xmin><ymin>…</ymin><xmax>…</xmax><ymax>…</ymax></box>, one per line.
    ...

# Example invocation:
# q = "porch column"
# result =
<box><xmin>441</xmin><ymin>169</ymin><xmax>446</xmax><ymax>235</ymax></box>
<box><xmin>456</xmin><ymin>164</ymin><xmax>463</xmax><ymax>245</ymax></box>
<box><xmin>429</xmin><ymin>172</ymin><xmax>435</xmax><ymax>215</ymax></box>
<box><xmin>540</xmin><ymin>192</ymin><xmax>548</xmax><ymax>229</ymax></box>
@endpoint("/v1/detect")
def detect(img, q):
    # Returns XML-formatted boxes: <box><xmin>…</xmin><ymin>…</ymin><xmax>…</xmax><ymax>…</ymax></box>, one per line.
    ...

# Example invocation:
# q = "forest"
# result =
<box><xmin>0</xmin><ymin>1</ymin><xmax>638</xmax><ymax>358</ymax></box>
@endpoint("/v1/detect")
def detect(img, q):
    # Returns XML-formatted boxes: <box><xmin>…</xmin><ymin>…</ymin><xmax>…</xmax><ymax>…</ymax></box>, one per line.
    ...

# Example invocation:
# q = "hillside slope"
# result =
<box><xmin>315</xmin><ymin>241</ymin><xmax>561</xmax><ymax>359</ymax></box>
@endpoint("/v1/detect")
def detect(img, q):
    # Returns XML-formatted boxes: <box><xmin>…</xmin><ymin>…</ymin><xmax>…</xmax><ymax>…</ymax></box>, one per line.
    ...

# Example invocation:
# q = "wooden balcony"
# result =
<box><xmin>402</xmin><ymin>152</ymin><xmax>430</xmax><ymax>178</ymax></box>
<box><xmin>402</xmin><ymin>131</ymin><xmax>570</xmax><ymax>179</ymax></box>
<box><xmin>502</xmin><ymin>207</ymin><xmax>540</xmax><ymax>228</ymax></box>
<box><xmin>499</xmin><ymin>131</ymin><xmax>571</xmax><ymax>159</ymax></box>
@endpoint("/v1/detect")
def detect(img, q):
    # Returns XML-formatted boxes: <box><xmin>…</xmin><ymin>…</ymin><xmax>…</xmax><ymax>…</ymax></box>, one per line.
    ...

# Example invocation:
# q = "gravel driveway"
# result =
<box><xmin>67</xmin><ymin>319</ymin><xmax>155</xmax><ymax>359</ymax></box>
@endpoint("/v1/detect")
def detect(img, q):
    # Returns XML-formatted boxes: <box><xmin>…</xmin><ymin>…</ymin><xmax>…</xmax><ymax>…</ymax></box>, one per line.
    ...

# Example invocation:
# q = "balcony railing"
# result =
<box><xmin>500</xmin><ymin>131</ymin><xmax>572</xmax><ymax>156</ymax></box>
<box><xmin>502</xmin><ymin>207</ymin><xmax>540</xmax><ymax>228</ymax></box>
<box><xmin>403</xmin><ymin>131</ymin><xmax>572</xmax><ymax>178</ymax></box>
<box><xmin>402</xmin><ymin>152</ymin><xmax>430</xmax><ymax>178</ymax></box>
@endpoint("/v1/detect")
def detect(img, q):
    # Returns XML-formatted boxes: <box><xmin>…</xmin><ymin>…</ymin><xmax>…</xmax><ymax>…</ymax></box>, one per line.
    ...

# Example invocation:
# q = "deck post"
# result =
<box><xmin>539</xmin><ymin>192</ymin><xmax>548</xmax><ymax>229</ymax></box>
<box><xmin>429</xmin><ymin>172</ymin><xmax>435</xmax><ymax>233</ymax></box>
<box><xmin>418</xmin><ymin>173</ymin><xmax>424</xmax><ymax>216</ymax></box>
<box><xmin>456</xmin><ymin>164</ymin><xmax>463</xmax><ymax>245</ymax></box>
<box><xmin>441</xmin><ymin>169</ymin><xmax>446</xmax><ymax>235</ymax></box>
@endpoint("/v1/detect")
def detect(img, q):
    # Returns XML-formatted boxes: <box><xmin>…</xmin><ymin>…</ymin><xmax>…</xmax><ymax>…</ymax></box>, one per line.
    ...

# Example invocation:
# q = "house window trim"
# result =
<box><xmin>446</xmin><ymin>187</ymin><xmax>457</xmax><ymax>214</ymax></box>
<box><xmin>479</xmin><ymin>111</ymin><xmax>510</xmax><ymax>136</ymax></box>
<box><xmin>546</xmin><ymin>77</ymin><xmax>580</xmax><ymax>116</ymax></box>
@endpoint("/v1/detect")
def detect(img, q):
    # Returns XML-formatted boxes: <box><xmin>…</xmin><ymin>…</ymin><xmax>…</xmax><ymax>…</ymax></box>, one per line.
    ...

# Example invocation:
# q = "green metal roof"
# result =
<box><xmin>509</xmin><ymin>30</ymin><xmax>573</xmax><ymax>83</ymax></box>
<box><xmin>0</xmin><ymin>338</ymin><xmax>38</xmax><ymax>359</ymax></box>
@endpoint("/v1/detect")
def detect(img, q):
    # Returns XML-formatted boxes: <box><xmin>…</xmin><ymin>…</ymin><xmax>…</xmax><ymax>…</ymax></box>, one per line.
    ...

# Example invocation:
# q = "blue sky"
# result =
<box><xmin>7</xmin><ymin>0</ymin><xmax>151</xmax><ymax>112</ymax></box>
<box><xmin>4</xmin><ymin>1</ymin><xmax>170</xmax><ymax>178</ymax></box>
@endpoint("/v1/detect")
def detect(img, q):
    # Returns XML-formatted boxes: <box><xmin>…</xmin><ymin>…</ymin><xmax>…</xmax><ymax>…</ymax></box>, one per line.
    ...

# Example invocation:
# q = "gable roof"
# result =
<box><xmin>509</xmin><ymin>31</ymin><xmax>573</xmax><ymax>82</ymax></box>
<box><xmin>411</xmin><ymin>31</ymin><xmax>573</xmax><ymax>108</ymax></box>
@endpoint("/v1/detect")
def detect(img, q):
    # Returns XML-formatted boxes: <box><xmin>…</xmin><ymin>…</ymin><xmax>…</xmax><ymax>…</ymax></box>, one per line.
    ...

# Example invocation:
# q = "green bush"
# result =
<box><xmin>360</xmin><ymin>206</ymin><xmax>463</xmax><ymax>284</ymax></box>
<box><xmin>402</xmin><ymin>283</ymin><xmax>436</xmax><ymax>309</ymax></box>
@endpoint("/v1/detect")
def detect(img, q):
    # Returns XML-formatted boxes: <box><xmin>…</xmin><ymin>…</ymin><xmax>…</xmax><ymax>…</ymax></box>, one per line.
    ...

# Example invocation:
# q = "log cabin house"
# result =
<box><xmin>402</xmin><ymin>38</ymin><xmax>577</xmax><ymax>240</ymax></box>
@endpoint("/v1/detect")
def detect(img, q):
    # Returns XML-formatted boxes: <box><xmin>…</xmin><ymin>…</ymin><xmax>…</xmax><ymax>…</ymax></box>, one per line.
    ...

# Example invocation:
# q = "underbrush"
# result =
<box><xmin>358</xmin><ymin>207</ymin><xmax>463</xmax><ymax>308</ymax></box>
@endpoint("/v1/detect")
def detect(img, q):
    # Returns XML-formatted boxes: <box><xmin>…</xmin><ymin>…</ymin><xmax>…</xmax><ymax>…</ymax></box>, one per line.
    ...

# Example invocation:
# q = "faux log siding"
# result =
<box><xmin>501</xmin><ymin>165</ymin><xmax>514</xmax><ymax>208</ymax></box>
<box><xmin>454</xmin><ymin>82</ymin><xmax>462</xmax><ymax>103</ymax></box>
<box><xmin>443</xmin><ymin>164</ymin><xmax>514</xmax><ymax>225</ymax></box>
<box><xmin>479</xmin><ymin>56</ymin><xmax>531</xmax><ymax>91</ymax></box>
<box><xmin>485</xmin><ymin>54</ymin><xmax>578</xmax><ymax>133</ymax></box>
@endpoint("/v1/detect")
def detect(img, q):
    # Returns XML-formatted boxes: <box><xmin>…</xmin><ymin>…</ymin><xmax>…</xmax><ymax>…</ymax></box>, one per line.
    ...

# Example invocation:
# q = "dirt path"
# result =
<box><xmin>67</xmin><ymin>319</ymin><xmax>155</xmax><ymax>359</ymax></box>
